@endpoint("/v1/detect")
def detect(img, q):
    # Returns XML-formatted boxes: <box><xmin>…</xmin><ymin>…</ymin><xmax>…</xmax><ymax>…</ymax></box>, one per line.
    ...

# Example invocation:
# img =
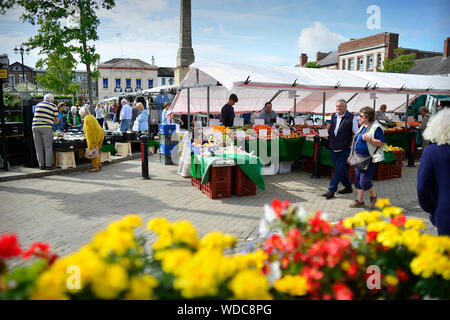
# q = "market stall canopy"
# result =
<box><xmin>170</xmin><ymin>61</ymin><xmax>450</xmax><ymax>115</ymax></box>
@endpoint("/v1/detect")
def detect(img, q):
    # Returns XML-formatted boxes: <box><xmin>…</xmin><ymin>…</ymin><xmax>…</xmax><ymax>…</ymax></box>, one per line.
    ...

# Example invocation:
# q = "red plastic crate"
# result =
<box><xmin>390</xmin><ymin>163</ymin><xmax>403</xmax><ymax>179</ymax></box>
<box><xmin>330</xmin><ymin>165</ymin><xmax>355</xmax><ymax>184</ymax></box>
<box><xmin>232</xmin><ymin>166</ymin><xmax>256</xmax><ymax>197</ymax></box>
<box><xmin>201</xmin><ymin>166</ymin><xmax>231</xmax><ymax>199</ymax></box>
<box><xmin>191</xmin><ymin>176</ymin><xmax>202</xmax><ymax>190</ymax></box>
<box><xmin>373</xmin><ymin>163</ymin><xmax>391</xmax><ymax>181</ymax></box>
<box><xmin>391</xmin><ymin>150</ymin><xmax>405</xmax><ymax>166</ymax></box>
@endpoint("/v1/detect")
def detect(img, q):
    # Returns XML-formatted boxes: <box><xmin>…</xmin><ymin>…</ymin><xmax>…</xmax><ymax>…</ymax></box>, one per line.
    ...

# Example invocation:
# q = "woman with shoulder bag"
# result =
<box><xmin>347</xmin><ymin>106</ymin><xmax>386</xmax><ymax>208</ymax></box>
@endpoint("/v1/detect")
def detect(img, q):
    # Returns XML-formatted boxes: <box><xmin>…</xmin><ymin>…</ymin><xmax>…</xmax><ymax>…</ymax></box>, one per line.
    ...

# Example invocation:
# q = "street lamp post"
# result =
<box><xmin>14</xmin><ymin>44</ymin><xmax>30</xmax><ymax>99</ymax></box>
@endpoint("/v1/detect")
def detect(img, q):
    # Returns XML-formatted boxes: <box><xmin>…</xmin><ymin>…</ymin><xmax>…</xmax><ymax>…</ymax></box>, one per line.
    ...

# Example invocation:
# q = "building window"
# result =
<box><xmin>126</xmin><ymin>78</ymin><xmax>131</xmax><ymax>89</ymax></box>
<box><xmin>148</xmin><ymin>78</ymin><xmax>153</xmax><ymax>89</ymax></box>
<box><xmin>115</xmin><ymin>78</ymin><xmax>121</xmax><ymax>89</ymax></box>
<box><xmin>169</xmin><ymin>78</ymin><xmax>174</xmax><ymax>85</ymax></box>
<box><xmin>161</xmin><ymin>77</ymin><xmax>166</xmax><ymax>85</ymax></box>
<box><xmin>348</xmin><ymin>59</ymin><xmax>354</xmax><ymax>70</ymax></box>
<box><xmin>19</xmin><ymin>74</ymin><xmax>26</xmax><ymax>83</ymax></box>
<box><xmin>9</xmin><ymin>75</ymin><xmax>15</xmax><ymax>86</ymax></box>
<box><xmin>103</xmin><ymin>78</ymin><xmax>108</xmax><ymax>89</ymax></box>
<box><xmin>357</xmin><ymin>57</ymin><xmax>364</xmax><ymax>71</ymax></box>
<box><xmin>342</xmin><ymin>59</ymin><xmax>346</xmax><ymax>70</ymax></box>
<box><xmin>136</xmin><ymin>78</ymin><xmax>141</xmax><ymax>89</ymax></box>
<box><xmin>13</xmin><ymin>66</ymin><xmax>21</xmax><ymax>71</ymax></box>
<box><xmin>367</xmin><ymin>56</ymin><xmax>374</xmax><ymax>70</ymax></box>
<box><xmin>377</xmin><ymin>54</ymin><xmax>382</xmax><ymax>69</ymax></box>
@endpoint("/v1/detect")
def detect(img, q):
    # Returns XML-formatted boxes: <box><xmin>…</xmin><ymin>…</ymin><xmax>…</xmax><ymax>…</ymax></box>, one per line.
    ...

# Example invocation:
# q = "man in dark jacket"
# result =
<box><xmin>323</xmin><ymin>99</ymin><xmax>359</xmax><ymax>199</ymax></box>
<box><xmin>221</xmin><ymin>94</ymin><xmax>238</xmax><ymax>127</ymax></box>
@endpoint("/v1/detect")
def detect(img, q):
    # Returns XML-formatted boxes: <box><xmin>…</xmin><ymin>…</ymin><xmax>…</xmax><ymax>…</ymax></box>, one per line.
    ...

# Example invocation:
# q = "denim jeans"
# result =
<box><xmin>120</xmin><ymin>119</ymin><xmax>131</xmax><ymax>132</ymax></box>
<box><xmin>328</xmin><ymin>148</ymin><xmax>352</xmax><ymax>192</ymax></box>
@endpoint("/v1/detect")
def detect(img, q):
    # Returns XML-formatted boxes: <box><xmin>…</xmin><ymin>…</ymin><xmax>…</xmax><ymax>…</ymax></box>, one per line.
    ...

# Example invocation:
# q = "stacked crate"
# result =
<box><xmin>158</xmin><ymin>124</ymin><xmax>177</xmax><ymax>165</ymax></box>
<box><xmin>232</xmin><ymin>166</ymin><xmax>256</xmax><ymax>197</ymax></box>
<box><xmin>201</xmin><ymin>166</ymin><xmax>232</xmax><ymax>199</ymax></box>
<box><xmin>390</xmin><ymin>150</ymin><xmax>404</xmax><ymax>179</ymax></box>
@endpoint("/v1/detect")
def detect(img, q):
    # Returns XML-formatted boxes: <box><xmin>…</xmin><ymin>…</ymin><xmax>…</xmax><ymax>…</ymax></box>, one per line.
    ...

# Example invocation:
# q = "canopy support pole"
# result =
<box><xmin>405</xmin><ymin>94</ymin><xmax>409</xmax><ymax>130</ymax></box>
<box><xmin>207</xmin><ymin>86</ymin><xmax>210</xmax><ymax>127</ymax></box>
<box><xmin>373</xmin><ymin>96</ymin><xmax>376</xmax><ymax>111</ymax></box>
<box><xmin>187</xmin><ymin>88</ymin><xmax>191</xmax><ymax>134</ymax></box>
<box><xmin>293</xmin><ymin>95</ymin><xmax>297</xmax><ymax>117</ymax></box>
<box><xmin>322</xmin><ymin>92</ymin><xmax>326</xmax><ymax>128</ymax></box>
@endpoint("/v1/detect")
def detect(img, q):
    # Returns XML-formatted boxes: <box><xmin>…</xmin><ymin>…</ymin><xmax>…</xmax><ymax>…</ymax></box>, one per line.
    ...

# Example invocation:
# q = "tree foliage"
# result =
<box><xmin>0</xmin><ymin>0</ymin><xmax>116</xmax><ymax>106</ymax></box>
<box><xmin>377</xmin><ymin>48</ymin><xmax>416</xmax><ymax>73</ymax></box>
<box><xmin>35</xmin><ymin>52</ymin><xmax>80</xmax><ymax>96</ymax></box>
<box><xmin>304</xmin><ymin>61</ymin><xmax>321</xmax><ymax>69</ymax></box>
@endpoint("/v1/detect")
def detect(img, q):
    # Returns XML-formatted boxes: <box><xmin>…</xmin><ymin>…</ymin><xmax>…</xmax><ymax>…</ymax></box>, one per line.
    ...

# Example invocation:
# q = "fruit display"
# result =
<box><xmin>281</xmin><ymin>132</ymin><xmax>300</xmax><ymax>139</ymax></box>
<box><xmin>384</xmin><ymin>145</ymin><xmax>404</xmax><ymax>152</ymax></box>
<box><xmin>212</xmin><ymin>125</ymin><xmax>231</xmax><ymax>134</ymax></box>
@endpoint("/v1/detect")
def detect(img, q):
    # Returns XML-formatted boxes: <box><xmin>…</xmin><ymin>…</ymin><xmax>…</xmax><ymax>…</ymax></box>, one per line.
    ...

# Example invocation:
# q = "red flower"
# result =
<box><xmin>366</xmin><ymin>231</ymin><xmax>378</xmax><ymax>243</ymax></box>
<box><xmin>284</xmin><ymin>228</ymin><xmax>303</xmax><ymax>252</ymax></box>
<box><xmin>281</xmin><ymin>256</ymin><xmax>290</xmax><ymax>269</ymax></box>
<box><xmin>332</xmin><ymin>283</ymin><xmax>354</xmax><ymax>300</ymax></box>
<box><xmin>396</xmin><ymin>268</ymin><xmax>409</xmax><ymax>283</ymax></box>
<box><xmin>23</xmin><ymin>242</ymin><xmax>51</xmax><ymax>259</ymax></box>
<box><xmin>346</xmin><ymin>262</ymin><xmax>359</xmax><ymax>277</ymax></box>
<box><xmin>264</xmin><ymin>234</ymin><xmax>284</xmax><ymax>254</ymax></box>
<box><xmin>322</xmin><ymin>294</ymin><xmax>332</xmax><ymax>300</ymax></box>
<box><xmin>308</xmin><ymin>211</ymin><xmax>324</xmax><ymax>232</ymax></box>
<box><xmin>0</xmin><ymin>233</ymin><xmax>22</xmax><ymax>259</ymax></box>
<box><xmin>390</xmin><ymin>215</ymin><xmax>406</xmax><ymax>227</ymax></box>
<box><xmin>271</xmin><ymin>199</ymin><xmax>291</xmax><ymax>218</ymax></box>
<box><xmin>301</xmin><ymin>266</ymin><xmax>324</xmax><ymax>280</ymax></box>
<box><xmin>262</xmin><ymin>264</ymin><xmax>269</xmax><ymax>275</ymax></box>
<box><xmin>336</xmin><ymin>220</ymin><xmax>354</xmax><ymax>235</ymax></box>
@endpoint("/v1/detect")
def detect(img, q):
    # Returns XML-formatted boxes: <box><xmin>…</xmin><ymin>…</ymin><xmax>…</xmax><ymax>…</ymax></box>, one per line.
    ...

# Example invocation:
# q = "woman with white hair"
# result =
<box><xmin>67</xmin><ymin>106</ymin><xmax>82</xmax><ymax>129</ymax></box>
<box><xmin>417</xmin><ymin>107</ymin><xmax>450</xmax><ymax>235</ymax></box>
<box><xmin>79</xmin><ymin>105</ymin><xmax>105</xmax><ymax>172</ymax></box>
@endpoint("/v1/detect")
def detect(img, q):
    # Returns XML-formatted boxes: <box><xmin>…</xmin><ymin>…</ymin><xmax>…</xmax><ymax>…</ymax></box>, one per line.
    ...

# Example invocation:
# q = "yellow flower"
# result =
<box><xmin>161</xmin><ymin>248</ymin><xmax>193</xmax><ymax>274</ymax></box>
<box><xmin>385</xmin><ymin>275</ymin><xmax>399</xmax><ymax>286</ymax></box>
<box><xmin>375</xmin><ymin>198</ymin><xmax>390</xmax><ymax>209</ymax></box>
<box><xmin>121</xmin><ymin>215</ymin><xmax>143</xmax><ymax>228</ymax></box>
<box><xmin>199</xmin><ymin>231</ymin><xmax>236</xmax><ymax>250</ymax></box>
<box><xmin>124</xmin><ymin>275</ymin><xmax>159</xmax><ymax>300</ymax></box>
<box><xmin>404</xmin><ymin>218</ymin><xmax>426</xmax><ymax>230</ymax></box>
<box><xmin>357</xmin><ymin>255</ymin><xmax>366</xmax><ymax>265</ymax></box>
<box><xmin>30</xmin><ymin>270</ymin><xmax>70</xmax><ymax>300</ymax></box>
<box><xmin>341</xmin><ymin>260</ymin><xmax>351</xmax><ymax>271</ymax></box>
<box><xmin>91</xmin><ymin>264</ymin><xmax>128</xmax><ymax>299</ymax></box>
<box><xmin>273</xmin><ymin>275</ymin><xmax>309</xmax><ymax>297</ymax></box>
<box><xmin>146</xmin><ymin>217</ymin><xmax>171</xmax><ymax>234</ymax></box>
<box><xmin>152</xmin><ymin>231</ymin><xmax>173</xmax><ymax>251</ymax></box>
<box><xmin>400</xmin><ymin>229</ymin><xmax>422</xmax><ymax>252</ymax></box>
<box><xmin>376</xmin><ymin>229</ymin><xmax>401</xmax><ymax>248</ymax></box>
<box><xmin>171</xmin><ymin>220</ymin><xmax>199</xmax><ymax>248</ymax></box>
<box><xmin>229</xmin><ymin>270</ymin><xmax>272</xmax><ymax>300</ymax></box>
<box><xmin>381</xmin><ymin>206</ymin><xmax>403</xmax><ymax>217</ymax></box>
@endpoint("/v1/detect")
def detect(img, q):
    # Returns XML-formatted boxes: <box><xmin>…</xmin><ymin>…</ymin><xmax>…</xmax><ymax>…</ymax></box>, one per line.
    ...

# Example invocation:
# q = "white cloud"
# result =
<box><xmin>297</xmin><ymin>22</ymin><xmax>348</xmax><ymax>61</ymax></box>
<box><xmin>200</xmin><ymin>27</ymin><xmax>214</xmax><ymax>34</ymax></box>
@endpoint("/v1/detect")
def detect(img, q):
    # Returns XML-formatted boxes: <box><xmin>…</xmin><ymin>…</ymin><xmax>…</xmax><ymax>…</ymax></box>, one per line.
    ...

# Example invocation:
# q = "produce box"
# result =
<box><xmin>159</xmin><ymin>144</ymin><xmax>177</xmax><ymax>155</ymax></box>
<box><xmin>232</xmin><ymin>166</ymin><xmax>256</xmax><ymax>197</ymax></box>
<box><xmin>201</xmin><ymin>166</ymin><xmax>231</xmax><ymax>199</ymax></box>
<box><xmin>158</xmin><ymin>124</ymin><xmax>176</xmax><ymax>135</ymax></box>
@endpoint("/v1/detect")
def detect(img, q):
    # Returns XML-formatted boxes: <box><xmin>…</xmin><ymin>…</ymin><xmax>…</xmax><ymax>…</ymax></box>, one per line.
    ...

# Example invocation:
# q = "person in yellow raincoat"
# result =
<box><xmin>79</xmin><ymin>105</ymin><xmax>105</xmax><ymax>172</ymax></box>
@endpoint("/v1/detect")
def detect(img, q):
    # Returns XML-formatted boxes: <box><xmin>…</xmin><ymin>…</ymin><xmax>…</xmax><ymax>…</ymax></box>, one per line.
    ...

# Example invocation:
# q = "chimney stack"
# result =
<box><xmin>444</xmin><ymin>37</ymin><xmax>450</xmax><ymax>57</ymax></box>
<box><xmin>300</xmin><ymin>53</ymin><xmax>308</xmax><ymax>67</ymax></box>
<box><xmin>316</xmin><ymin>52</ymin><xmax>328</xmax><ymax>62</ymax></box>
<box><xmin>152</xmin><ymin>56</ymin><xmax>155</xmax><ymax>65</ymax></box>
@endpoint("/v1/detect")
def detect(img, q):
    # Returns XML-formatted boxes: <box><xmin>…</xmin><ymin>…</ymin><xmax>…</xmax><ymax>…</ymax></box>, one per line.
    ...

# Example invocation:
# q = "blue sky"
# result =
<box><xmin>0</xmin><ymin>0</ymin><xmax>448</xmax><ymax>70</ymax></box>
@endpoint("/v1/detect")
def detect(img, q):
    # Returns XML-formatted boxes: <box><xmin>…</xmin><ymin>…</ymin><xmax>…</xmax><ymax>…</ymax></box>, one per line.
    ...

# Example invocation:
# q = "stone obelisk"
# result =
<box><xmin>174</xmin><ymin>0</ymin><xmax>195</xmax><ymax>84</ymax></box>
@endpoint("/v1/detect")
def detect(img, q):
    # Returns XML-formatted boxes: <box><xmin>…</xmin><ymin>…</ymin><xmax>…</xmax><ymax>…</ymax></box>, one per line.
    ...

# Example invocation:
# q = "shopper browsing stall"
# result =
<box><xmin>79</xmin><ymin>105</ymin><xmax>105</xmax><ymax>173</ymax></box>
<box><xmin>67</xmin><ymin>106</ymin><xmax>82</xmax><ymax>129</ymax></box>
<box><xmin>119</xmin><ymin>99</ymin><xmax>132</xmax><ymax>132</ymax></box>
<box><xmin>348</xmin><ymin>106</ymin><xmax>385</xmax><ymax>209</ymax></box>
<box><xmin>134</xmin><ymin>102</ymin><xmax>149</xmax><ymax>132</ymax></box>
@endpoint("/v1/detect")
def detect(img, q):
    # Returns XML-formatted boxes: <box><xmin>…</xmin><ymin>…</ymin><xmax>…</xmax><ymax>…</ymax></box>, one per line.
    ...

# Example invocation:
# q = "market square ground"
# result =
<box><xmin>0</xmin><ymin>154</ymin><xmax>436</xmax><ymax>267</ymax></box>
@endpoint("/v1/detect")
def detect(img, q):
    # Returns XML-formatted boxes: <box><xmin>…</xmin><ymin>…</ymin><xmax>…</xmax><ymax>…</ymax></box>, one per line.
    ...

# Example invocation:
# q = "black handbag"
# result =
<box><xmin>349</xmin><ymin>128</ymin><xmax>377</xmax><ymax>171</ymax></box>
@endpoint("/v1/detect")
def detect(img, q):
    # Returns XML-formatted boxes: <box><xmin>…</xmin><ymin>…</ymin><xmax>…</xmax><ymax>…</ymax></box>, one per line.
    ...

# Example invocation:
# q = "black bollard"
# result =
<box><xmin>140</xmin><ymin>134</ymin><xmax>150</xmax><ymax>179</ymax></box>
<box><xmin>311</xmin><ymin>135</ymin><xmax>321</xmax><ymax>179</ymax></box>
<box><xmin>407</xmin><ymin>130</ymin><xmax>416</xmax><ymax>167</ymax></box>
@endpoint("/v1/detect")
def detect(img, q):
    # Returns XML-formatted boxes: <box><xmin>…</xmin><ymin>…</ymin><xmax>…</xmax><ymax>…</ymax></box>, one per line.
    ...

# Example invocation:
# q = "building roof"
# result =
<box><xmin>406</xmin><ymin>56</ymin><xmax>450</xmax><ymax>75</ymax></box>
<box><xmin>158</xmin><ymin>67</ymin><xmax>174</xmax><ymax>77</ymax></box>
<box><xmin>317</xmin><ymin>51</ymin><xmax>338</xmax><ymax>67</ymax></box>
<box><xmin>101</xmin><ymin>58</ymin><xmax>152</xmax><ymax>66</ymax></box>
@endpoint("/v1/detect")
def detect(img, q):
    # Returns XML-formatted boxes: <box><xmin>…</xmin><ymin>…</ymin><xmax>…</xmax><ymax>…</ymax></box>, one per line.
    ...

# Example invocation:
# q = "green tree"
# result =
<box><xmin>304</xmin><ymin>61</ymin><xmax>321</xmax><ymax>68</ymax></box>
<box><xmin>35</xmin><ymin>52</ymin><xmax>80</xmax><ymax>96</ymax></box>
<box><xmin>0</xmin><ymin>0</ymin><xmax>115</xmax><ymax>107</ymax></box>
<box><xmin>377</xmin><ymin>48</ymin><xmax>416</xmax><ymax>73</ymax></box>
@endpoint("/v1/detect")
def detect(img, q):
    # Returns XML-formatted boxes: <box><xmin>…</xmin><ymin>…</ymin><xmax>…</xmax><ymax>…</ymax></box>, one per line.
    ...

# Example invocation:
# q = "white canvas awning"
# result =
<box><xmin>169</xmin><ymin>61</ymin><xmax>450</xmax><ymax>115</ymax></box>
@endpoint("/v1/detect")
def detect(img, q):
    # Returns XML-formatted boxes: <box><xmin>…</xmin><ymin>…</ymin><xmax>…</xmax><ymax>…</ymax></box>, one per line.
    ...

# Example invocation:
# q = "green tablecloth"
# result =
<box><xmin>101</xmin><ymin>144</ymin><xmax>115</xmax><ymax>152</ymax></box>
<box><xmin>148</xmin><ymin>140</ymin><xmax>159</xmax><ymax>147</ymax></box>
<box><xmin>243</xmin><ymin>137</ymin><xmax>305</xmax><ymax>161</ymax></box>
<box><xmin>190</xmin><ymin>153</ymin><xmax>265</xmax><ymax>191</ymax></box>
<box><xmin>385</xmin><ymin>131</ymin><xmax>411</xmax><ymax>152</ymax></box>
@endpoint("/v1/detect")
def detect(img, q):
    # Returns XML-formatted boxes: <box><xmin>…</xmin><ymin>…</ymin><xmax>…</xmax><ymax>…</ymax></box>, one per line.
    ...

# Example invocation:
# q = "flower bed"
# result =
<box><xmin>0</xmin><ymin>200</ymin><xmax>449</xmax><ymax>300</ymax></box>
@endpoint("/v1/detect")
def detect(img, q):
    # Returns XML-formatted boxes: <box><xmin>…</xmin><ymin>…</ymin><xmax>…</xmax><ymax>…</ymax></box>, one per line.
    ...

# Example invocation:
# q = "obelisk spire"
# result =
<box><xmin>175</xmin><ymin>0</ymin><xmax>195</xmax><ymax>84</ymax></box>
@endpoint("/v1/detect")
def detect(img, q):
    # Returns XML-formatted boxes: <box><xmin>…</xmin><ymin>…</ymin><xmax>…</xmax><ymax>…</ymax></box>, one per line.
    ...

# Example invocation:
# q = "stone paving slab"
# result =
<box><xmin>0</xmin><ymin>155</ymin><xmax>436</xmax><ymax>267</ymax></box>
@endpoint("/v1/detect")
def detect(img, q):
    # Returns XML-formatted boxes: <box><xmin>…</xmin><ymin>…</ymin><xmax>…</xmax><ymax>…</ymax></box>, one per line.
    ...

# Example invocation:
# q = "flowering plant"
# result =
<box><xmin>259</xmin><ymin>199</ymin><xmax>450</xmax><ymax>300</ymax></box>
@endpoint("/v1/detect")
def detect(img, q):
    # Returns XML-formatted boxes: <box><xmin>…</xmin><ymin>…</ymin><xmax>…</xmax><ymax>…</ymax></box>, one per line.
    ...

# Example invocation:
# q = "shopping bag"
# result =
<box><xmin>86</xmin><ymin>146</ymin><xmax>99</xmax><ymax>159</ymax></box>
<box><xmin>132</xmin><ymin>120</ymin><xmax>140</xmax><ymax>132</ymax></box>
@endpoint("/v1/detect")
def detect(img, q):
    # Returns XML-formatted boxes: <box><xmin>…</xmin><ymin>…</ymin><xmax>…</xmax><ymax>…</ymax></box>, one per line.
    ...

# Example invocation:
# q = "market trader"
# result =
<box><xmin>258</xmin><ymin>102</ymin><xmax>277</xmax><ymax>125</ymax></box>
<box><xmin>221</xmin><ymin>94</ymin><xmax>238</xmax><ymax>127</ymax></box>
<box><xmin>32</xmin><ymin>94</ymin><xmax>59</xmax><ymax>170</ymax></box>
<box><xmin>119</xmin><ymin>98</ymin><xmax>132</xmax><ymax>132</ymax></box>
<box><xmin>322</xmin><ymin>99</ymin><xmax>359</xmax><ymax>199</ymax></box>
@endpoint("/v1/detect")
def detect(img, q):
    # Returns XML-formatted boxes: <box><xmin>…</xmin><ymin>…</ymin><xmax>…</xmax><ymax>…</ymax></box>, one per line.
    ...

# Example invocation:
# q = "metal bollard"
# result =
<box><xmin>407</xmin><ymin>130</ymin><xmax>416</xmax><ymax>167</ymax></box>
<box><xmin>140</xmin><ymin>134</ymin><xmax>150</xmax><ymax>179</ymax></box>
<box><xmin>312</xmin><ymin>135</ymin><xmax>321</xmax><ymax>179</ymax></box>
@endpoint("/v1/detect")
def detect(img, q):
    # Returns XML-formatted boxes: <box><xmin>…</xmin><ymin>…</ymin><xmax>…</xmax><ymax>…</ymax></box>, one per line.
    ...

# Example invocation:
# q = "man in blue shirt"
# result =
<box><xmin>221</xmin><ymin>94</ymin><xmax>238</xmax><ymax>127</ymax></box>
<box><xmin>258</xmin><ymin>102</ymin><xmax>277</xmax><ymax>125</ymax></box>
<box><xmin>53</xmin><ymin>102</ymin><xmax>67</xmax><ymax>132</ymax></box>
<box><xmin>119</xmin><ymin>99</ymin><xmax>132</xmax><ymax>132</ymax></box>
